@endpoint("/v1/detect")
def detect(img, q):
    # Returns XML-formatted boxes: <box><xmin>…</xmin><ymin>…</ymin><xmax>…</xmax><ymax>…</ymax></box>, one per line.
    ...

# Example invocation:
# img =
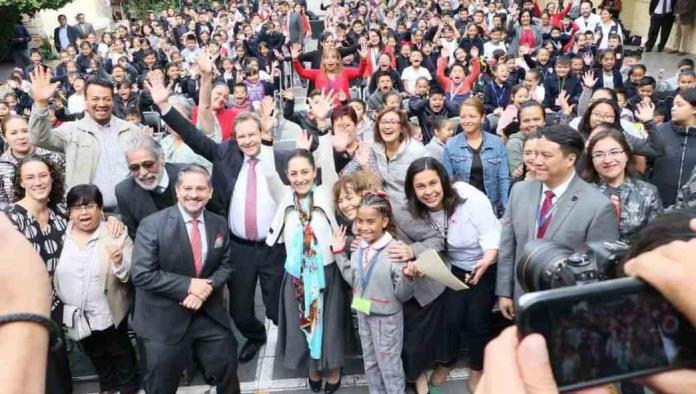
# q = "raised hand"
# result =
<box><xmin>332</xmin><ymin>130</ymin><xmax>350</xmax><ymax>152</ymax></box>
<box><xmin>296</xmin><ymin>129</ymin><xmax>314</xmax><ymax>150</ymax></box>
<box><xmin>440</xmin><ymin>46</ymin><xmax>451</xmax><ymax>60</ymax></box>
<box><xmin>358</xmin><ymin>42</ymin><xmax>369</xmax><ymax>59</ymax></box>
<box><xmin>281</xmin><ymin>89</ymin><xmax>295</xmax><ymax>101</ymax></box>
<box><xmin>582</xmin><ymin>52</ymin><xmax>594</xmax><ymax>66</ymax></box>
<box><xmin>355</xmin><ymin>141</ymin><xmax>372</xmax><ymax>168</ymax></box>
<box><xmin>634</xmin><ymin>99</ymin><xmax>656</xmax><ymax>123</ymax></box>
<box><xmin>258</xmin><ymin>96</ymin><xmax>275</xmax><ymax>119</ymax></box>
<box><xmin>470</xmin><ymin>45</ymin><xmax>480</xmax><ymax>59</ymax></box>
<box><xmin>143</xmin><ymin>78</ymin><xmax>172</xmax><ymax>109</ymax></box>
<box><xmin>196</xmin><ymin>52</ymin><xmax>216</xmax><ymax>76</ymax></box>
<box><xmin>310</xmin><ymin>89</ymin><xmax>335</xmax><ymax>120</ymax></box>
<box><xmin>30</xmin><ymin>66</ymin><xmax>60</xmax><ymax>108</ymax></box>
<box><xmin>518</xmin><ymin>44</ymin><xmax>530</xmax><ymax>57</ymax></box>
<box><xmin>290</xmin><ymin>43</ymin><xmax>303</xmax><ymax>59</ymax></box>
<box><xmin>331</xmin><ymin>225</ymin><xmax>347</xmax><ymax>253</ymax></box>
<box><xmin>558</xmin><ymin>90</ymin><xmax>575</xmax><ymax>115</ymax></box>
<box><xmin>582</xmin><ymin>70</ymin><xmax>597</xmax><ymax>89</ymax></box>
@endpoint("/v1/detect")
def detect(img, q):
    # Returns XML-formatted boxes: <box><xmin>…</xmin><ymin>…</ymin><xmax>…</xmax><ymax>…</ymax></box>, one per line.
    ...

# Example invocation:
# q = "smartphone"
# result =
<box><xmin>517</xmin><ymin>277</ymin><xmax>696</xmax><ymax>392</ymax></box>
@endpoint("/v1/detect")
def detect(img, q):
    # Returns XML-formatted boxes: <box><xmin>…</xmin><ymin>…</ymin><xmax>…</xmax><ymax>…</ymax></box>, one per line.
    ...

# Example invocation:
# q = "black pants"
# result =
<box><xmin>443</xmin><ymin>265</ymin><xmax>496</xmax><ymax>371</ymax></box>
<box><xmin>227</xmin><ymin>235</ymin><xmax>285</xmax><ymax>343</ymax></box>
<box><xmin>137</xmin><ymin>314</ymin><xmax>240</xmax><ymax>394</ymax></box>
<box><xmin>80</xmin><ymin>321</ymin><xmax>139</xmax><ymax>393</ymax></box>
<box><xmin>646</xmin><ymin>13</ymin><xmax>675</xmax><ymax>50</ymax></box>
<box><xmin>46</xmin><ymin>330</ymin><xmax>73</xmax><ymax>394</ymax></box>
<box><xmin>10</xmin><ymin>49</ymin><xmax>30</xmax><ymax>68</ymax></box>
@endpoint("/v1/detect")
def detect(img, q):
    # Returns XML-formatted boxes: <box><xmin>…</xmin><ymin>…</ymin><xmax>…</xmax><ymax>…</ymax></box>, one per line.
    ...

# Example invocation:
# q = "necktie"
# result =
<box><xmin>245</xmin><ymin>158</ymin><xmax>258</xmax><ymax>240</ymax></box>
<box><xmin>537</xmin><ymin>190</ymin><xmax>555</xmax><ymax>239</ymax></box>
<box><xmin>191</xmin><ymin>218</ymin><xmax>203</xmax><ymax>276</ymax></box>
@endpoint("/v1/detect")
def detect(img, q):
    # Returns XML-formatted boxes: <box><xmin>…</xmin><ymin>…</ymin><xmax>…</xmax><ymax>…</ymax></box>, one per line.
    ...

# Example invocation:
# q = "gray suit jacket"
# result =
<box><xmin>131</xmin><ymin>206</ymin><xmax>234</xmax><ymax>344</ymax></box>
<box><xmin>74</xmin><ymin>22</ymin><xmax>95</xmax><ymax>38</ymax></box>
<box><xmin>496</xmin><ymin>176</ymin><xmax>619</xmax><ymax>302</ymax></box>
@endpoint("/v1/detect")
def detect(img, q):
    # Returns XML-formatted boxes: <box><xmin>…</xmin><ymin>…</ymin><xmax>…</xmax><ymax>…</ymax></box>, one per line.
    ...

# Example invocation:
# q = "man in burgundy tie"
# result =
<box><xmin>131</xmin><ymin>165</ymin><xmax>240</xmax><ymax>393</ymax></box>
<box><xmin>496</xmin><ymin>124</ymin><xmax>619</xmax><ymax>320</ymax></box>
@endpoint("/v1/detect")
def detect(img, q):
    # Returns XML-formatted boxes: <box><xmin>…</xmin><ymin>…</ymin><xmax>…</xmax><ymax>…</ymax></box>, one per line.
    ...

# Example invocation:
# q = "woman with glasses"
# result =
<box><xmin>343</xmin><ymin>108</ymin><xmax>429</xmax><ymax>202</ymax></box>
<box><xmin>582</xmin><ymin>127</ymin><xmax>662</xmax><ymax>242</ymax></box>
<box><xmin>54</xmin><ymin>184</ymin><xmax>138</xmax><ymax>394</ymax></box>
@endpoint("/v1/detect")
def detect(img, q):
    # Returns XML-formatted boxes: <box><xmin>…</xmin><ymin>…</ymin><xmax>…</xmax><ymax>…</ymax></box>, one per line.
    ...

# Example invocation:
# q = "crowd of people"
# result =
<box><xmin>4</xmin><ymin>0</ymin><xmax>696</xmax><ymax>393</ymax></box>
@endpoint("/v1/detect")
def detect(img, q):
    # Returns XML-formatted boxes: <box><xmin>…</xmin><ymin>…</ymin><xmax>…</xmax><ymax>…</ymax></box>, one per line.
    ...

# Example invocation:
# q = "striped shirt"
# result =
<box><xmin>90</xmin><ymin>120</ymin><xmax>129</xmax><ymax>209</ymax></box>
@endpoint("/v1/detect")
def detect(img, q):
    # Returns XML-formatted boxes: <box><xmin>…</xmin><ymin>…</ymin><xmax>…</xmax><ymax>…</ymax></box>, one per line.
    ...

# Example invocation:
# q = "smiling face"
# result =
<box><xmin>533</xmin><ymin>137</ymin><xmax>576</xmax><ymax>186</ymax></box>
<box><xmin>287</xmin><ymin>156</ymin><xmax>316</xmax><ymax>196</ymax></box>
<box><xmin>19</xmin><ymin>160</ymin><xmax>53</xmax><ymax>202</ymax></box>
<box><xmin>519</xmin><ymin>105</ymin><xmax>545</xmax><ymax>135</ymax></box>
<box><xmin>85</xmin><ymin>84</ymin><xmax>114</xmax><ymax>124</ymax></box>
<box><xmin>235</xmin><ymin>118</ymin><xmax>262</xmax><ymax>157</ymax></box>
<box><xmin>126</xmin><ymin>148</ymin><xmax>163</xmax><ymax>191</ymax></box>
<box><xmin>356</xmin><ymin>205</ymin><xmax>388</xmax><ymax>244</ymax></box>
<box><xmin>175</xmin><ymin>171</ymin><xmax>212</xmax><ymax>217</ymax></box>
<box><xmin>591</xmin><ymin>136</ymin><xmax>627</xmax><ymax>183</ymax></box>
<box><xmin>434</xmin><ymin>121</ymin><xmax>455</xmax><ymax>143</ymax></box>
<box><xmin>412</xmin><ymin>169</ymin><xmax>444</xmax><ymax>211</ymax></box>
<box><xmin>337</xmin><ymin>185</ymin><xmax>362</xmax><ymax>220</ymax></box>
<box><xmin>523</xmin><ymin>137</ymin><xmax>539</xmax><ymax>173</ymax></box>
<box><xmin>459</xmin><ymin>104</ymin><xmax>483</xmax><ymax>135</ymax></box>
<box><xmin>212</xmin><ymin>84</ymin><xmax>230</xmax><ymax>110</ymax></box>
<box><xmin>377</xmin><ymin>111</ymin><xmax>403</xmax><ymax>145</ymax></box>
<box><xmin>3</xmin><ymin>117</ymin><xmax>32</xmax><ymax>156</ymax></box>
<box><xmin>589</xmin><ymin>103</ymin><xmax>617</xmax><ymax>129</ymax></box>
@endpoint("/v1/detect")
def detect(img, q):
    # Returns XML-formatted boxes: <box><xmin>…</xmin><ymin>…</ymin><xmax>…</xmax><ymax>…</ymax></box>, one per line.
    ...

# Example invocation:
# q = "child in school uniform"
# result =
<box><xmin>330</xmin><ymin>193</ymin><xmax>417</xmax><ymax>394</ymax></box>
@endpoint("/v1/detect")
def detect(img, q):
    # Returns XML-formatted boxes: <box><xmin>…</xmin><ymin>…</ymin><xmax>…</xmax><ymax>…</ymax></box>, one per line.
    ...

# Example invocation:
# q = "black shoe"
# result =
<box><xmin>238</xmin><ymin>340</ymin><xmax>265</xmax><ymax>363</ymax></box>
<box><xmin>657</xmin><ymin>46</ymin><xmax>665</xmax><ymax>52</ymax></box>
<box><xmin>308</xmin><ymin>377</ymin><xmax>323</xmax><ymax>392</ymax></box>
<box><xmin>645</xmin><ymin>46</ymin><xmax>653</xmax><ymax>52</ymax></box>
<box><xmin>324</xmin><ymin>375</ymin><xmax>342</xmax><ymax>394</ymax></box>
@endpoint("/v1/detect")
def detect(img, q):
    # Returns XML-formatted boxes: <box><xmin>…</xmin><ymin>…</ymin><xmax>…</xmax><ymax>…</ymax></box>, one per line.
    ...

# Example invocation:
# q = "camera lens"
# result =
<box><xmin>517</xmin><ymin>240</ymin><xmax>575</xmax><ymax>292</ymax></box>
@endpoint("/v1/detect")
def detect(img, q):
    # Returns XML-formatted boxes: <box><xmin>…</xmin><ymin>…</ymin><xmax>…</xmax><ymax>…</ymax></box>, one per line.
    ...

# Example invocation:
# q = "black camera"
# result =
<box><xmin>516</xmin><ymin>239</ymin><xmax>630</xmax><ymax>293</ymax></box>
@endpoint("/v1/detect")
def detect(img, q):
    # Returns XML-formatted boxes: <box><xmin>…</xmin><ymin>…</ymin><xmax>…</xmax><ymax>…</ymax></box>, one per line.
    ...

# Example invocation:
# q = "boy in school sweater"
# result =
<box><xmin>544</xmin><ymin>55</ymin><xmax>583</xmax><ymax>113</ymax></box>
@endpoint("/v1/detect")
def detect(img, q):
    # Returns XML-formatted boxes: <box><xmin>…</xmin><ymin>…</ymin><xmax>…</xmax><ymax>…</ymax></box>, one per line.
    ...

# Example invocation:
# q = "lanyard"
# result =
<box><xmin>428</xmin><ymin>211</ymin><xmax>449</xmax><ymax>256</ymax></box>
<box><xmin>355</xmin><ymin>243</ymin><xmax>388</xmax><ymax>291</ymax></box>
<box><xmin>558</xmin><ymin>76</ymin><xmax>566</xmax><ymax>94</ymax></box>
<box><xmin>490</xmin><ymin>82</ymin><xmax>505</xmax><ymax>107</ymax></box>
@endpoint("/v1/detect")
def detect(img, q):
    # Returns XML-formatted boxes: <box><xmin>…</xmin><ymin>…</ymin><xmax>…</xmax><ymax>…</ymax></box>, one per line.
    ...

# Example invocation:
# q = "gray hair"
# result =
<box><xmin>125</xmin><ymin>135</ymin><xmax>164</xmax><ymax>161</ymax></box>
<box><xmin>168</xmin><ymin>95</ymin><xmax>192</xmax><ymax>119</ymax></box>
<box><xmin>175</xmin><ymin>164</ymin><xmax>212</xmax><ymax>187</ymax></box>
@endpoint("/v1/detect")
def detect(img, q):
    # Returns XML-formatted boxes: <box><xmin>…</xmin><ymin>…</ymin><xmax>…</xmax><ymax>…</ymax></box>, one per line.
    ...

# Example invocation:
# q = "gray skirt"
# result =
<box><xmin>278</xmin><ymin>262</ymin><xmax>350</xmax><ymax>373</ymax></box>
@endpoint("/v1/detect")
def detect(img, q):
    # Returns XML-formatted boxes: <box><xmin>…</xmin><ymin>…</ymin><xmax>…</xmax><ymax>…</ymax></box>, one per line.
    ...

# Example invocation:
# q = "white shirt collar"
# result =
<box><xmin>360</xmin><ymin>232</ymin><xmax>393</xmax><ymax>251</ymax></box>
<box><xmin>177</xmin><ymin>203</ymin><xmax>205</xmax><ymax>225</ymax></box>
<box><xmin>542</xmin><ymin>171</ymin><xmax>575</xmax><ymax>200</ymax></box>
<box><xmin>156</xmin><ymin>169</ymin><xmax>169</xmax><ymax>193</ymax></box>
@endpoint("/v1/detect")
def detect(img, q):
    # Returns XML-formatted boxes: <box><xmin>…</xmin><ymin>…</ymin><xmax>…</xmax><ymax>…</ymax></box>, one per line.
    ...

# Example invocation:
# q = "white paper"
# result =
<box><xmin>414</xmin><ymin>249</ymin><xmax>469</xmax><ymax>291</ymax></box>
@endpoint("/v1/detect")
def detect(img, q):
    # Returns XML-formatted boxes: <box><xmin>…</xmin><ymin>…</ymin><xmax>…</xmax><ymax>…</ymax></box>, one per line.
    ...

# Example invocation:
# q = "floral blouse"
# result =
<box><xmin>6</xmin><ymin>203</ymin><xmax>69</xmax><ymax>315</ymax></box>
<box><xmin>595</xmin><ymin>177</ymin><xmax>663</xmax><ymax>243</ymax></box>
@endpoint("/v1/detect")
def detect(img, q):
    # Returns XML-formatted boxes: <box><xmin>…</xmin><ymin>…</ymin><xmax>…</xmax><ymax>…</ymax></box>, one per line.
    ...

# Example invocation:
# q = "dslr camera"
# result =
<box><xmin>516</xmin><ymin>239</ymin><xmax>629</xmax><ymax>292</ymax></box>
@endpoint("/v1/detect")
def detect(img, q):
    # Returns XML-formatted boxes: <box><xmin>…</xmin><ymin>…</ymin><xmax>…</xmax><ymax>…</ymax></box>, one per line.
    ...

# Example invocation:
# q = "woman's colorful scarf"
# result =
<box><xmin>284</xmin><ymin>190</ymin><xmax>326</xmax><ymax>360</ymax></box>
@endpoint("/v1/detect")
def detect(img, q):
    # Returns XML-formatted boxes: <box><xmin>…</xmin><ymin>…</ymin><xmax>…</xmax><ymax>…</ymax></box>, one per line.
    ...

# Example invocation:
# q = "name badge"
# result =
<box><xmin>351</xmin><ymin>296</ymin><xmax>372</xmax><ymax>315</ymax></box>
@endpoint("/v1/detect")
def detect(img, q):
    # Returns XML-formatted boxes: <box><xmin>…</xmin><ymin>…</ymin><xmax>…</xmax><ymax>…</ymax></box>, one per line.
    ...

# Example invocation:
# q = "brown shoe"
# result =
<box><xmin>667</xmin><ymin>48</ymin><xmax>679</xmax><ymax>54</ymax></box>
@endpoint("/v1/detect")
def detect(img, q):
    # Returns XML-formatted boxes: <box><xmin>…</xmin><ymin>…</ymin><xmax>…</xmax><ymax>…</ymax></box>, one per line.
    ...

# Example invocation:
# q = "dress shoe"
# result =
<box><xmin>645</xmin><ymin>47</ymin><xmax>653</xmax><ymax>52</ymax></box>
<box><xmin>308</xmin><ymin>377</ymin><xmax>323</xmax><ymax>392</ymax></box>
<box><xmin>238</xmin><ymin>340</ymin><xmax>264</xmax><ymax>363</ymax></box>
<box><xmin>667</xmin><ymin>48</ymin><xmax>679</xmax><ymax>54</ymax></box>
<box><xmin>324</xmin><ymin>375</ymin><xmax>342</xmax><ymax>394</ymax></box>
<box><xmin>657</xmin><ymin>45</ymin><xmax>665</xmax><ymax>52</ymax></box>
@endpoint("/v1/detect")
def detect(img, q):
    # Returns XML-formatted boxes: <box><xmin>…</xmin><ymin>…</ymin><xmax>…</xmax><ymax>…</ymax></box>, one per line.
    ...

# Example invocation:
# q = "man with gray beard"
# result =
<box><xmin>116</xmin><ymin>135</ymin><xmax>181</xmax><ymax>240</ymax></box>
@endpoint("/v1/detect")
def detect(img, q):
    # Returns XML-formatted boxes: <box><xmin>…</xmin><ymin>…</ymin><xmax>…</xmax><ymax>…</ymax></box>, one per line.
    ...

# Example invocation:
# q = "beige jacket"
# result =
<box><xmin>54</xmin><ymin>223</ymin><xmax>134</xmax><ymax>327</ymax></box>
<box><xmin>28</xmin><ymin>105</ymin><xmax>142</xmax><ymax>190</ymax></box>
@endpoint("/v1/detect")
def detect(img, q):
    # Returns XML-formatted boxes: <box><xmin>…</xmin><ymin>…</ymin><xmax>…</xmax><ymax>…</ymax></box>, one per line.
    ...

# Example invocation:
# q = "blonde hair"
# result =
<box><xmin>320</xmin><ymin>48</ymin><xmax>344</xmax><ymax>74</ymax></box>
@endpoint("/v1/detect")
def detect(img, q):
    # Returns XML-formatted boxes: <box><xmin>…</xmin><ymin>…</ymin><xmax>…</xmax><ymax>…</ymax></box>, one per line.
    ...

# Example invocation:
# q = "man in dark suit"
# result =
<box><xmin>73</xmin><ymin>13</ymin><xmax>95</xmax><ymax>39</ymax></box>
<box><xmin>496</xmin><ymin>125</ymin><xmax>620</xmax><ymax>319</ymax></box>
<box><xmin>53</xmin><ymin>14</ymin><xmax>79</xmax><ymax>52</ymax></box>
<box><xmin>146</xmin><ymin>69</ymin><xmax>286</xmax><ymax>364</ymax></box>
<box><xmin>646</xmin><ymin>0</ymin><xmax>675</xmax><ymax>52</ymax></box>
<box><xmin>116</xmin><ymin>136</ymin><xmax>181</xmax><ymax>240</ymax></box>
<box><xmin>131</xmin><ymin>164</ymin><xmax>240</xmax><ymax>394</ymax></box>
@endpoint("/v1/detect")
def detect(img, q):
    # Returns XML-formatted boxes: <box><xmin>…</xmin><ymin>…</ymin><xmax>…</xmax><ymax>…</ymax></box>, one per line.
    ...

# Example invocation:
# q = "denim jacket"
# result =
<box><xmin>442</xmin><ymin>132</ymin><xmax>510</xmax><ymax>214</ymax></box>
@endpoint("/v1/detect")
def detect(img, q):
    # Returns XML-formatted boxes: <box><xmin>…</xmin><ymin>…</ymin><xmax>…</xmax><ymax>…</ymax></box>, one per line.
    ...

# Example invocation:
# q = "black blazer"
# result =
<box><xmin>116</xmin><ymin>163</ymin><xmax>181</xmax><ymax>240</ymax></box>
<box><xmin>131</xmin><ymin>206</ymin><xmax>234</xmax><ymax>344</ymax></box>
<box><xmin>161</xmin><ymin>108</ymin><xmax>245</xmax><ymax>218</ymax></box>
<box><xmin>53</xmin><ymin>25</ymin><xmax>79</xmax><ymax>51</ymax></box>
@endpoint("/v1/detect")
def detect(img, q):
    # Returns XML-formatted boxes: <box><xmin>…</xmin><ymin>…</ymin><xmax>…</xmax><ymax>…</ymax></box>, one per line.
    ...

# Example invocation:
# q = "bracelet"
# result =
<box><xmin>0</xmin><ymin>313</ymin><xmax>63</xmax><ymax>352</ymax></box>
<box><xmin>332</xmin><ymin>248</ymin><xmax>345</xmax><ymax>255</ymax></box>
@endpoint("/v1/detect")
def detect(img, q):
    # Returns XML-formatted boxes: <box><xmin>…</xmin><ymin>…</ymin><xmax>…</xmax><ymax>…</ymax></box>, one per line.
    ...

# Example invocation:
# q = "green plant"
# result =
<box><xmin>0</xmin><ymin>0</ymin><xmax>73</xmax><ymax>61</ymax></box>
<box><xmin>39</xmin><ymin>37</ymin><xmax>57</xmax><ymax>60</ymax></box>
<box><xmin>123</xmin><ymin>0</ymin><xmax>179</xmax><ymax>20</ymax></box>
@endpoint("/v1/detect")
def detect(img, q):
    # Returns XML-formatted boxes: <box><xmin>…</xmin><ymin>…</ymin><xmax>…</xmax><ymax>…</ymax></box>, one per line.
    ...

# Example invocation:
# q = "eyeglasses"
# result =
<box><xmin>69</xmin><ymin>203</ymin><xmax>99</xmax><ymax>213</ymax></box>
<box><xmin>379</xmin><ymin>120</ymin><xmax>400</xmax><ymax>126</ymax></box>
<box><xmin>590</xmin><ymin>111</ymin><xmax>616</xmax><ymax>121</ymax></box>
<box><xmin>128</xmin><ymin>160</ymin><xmax>157</xmax><ymax>173</ymax></box>
<box><xmin>591</xmin><ymin>149</ymin><xmax>625</xmax><ymax>160</ymax></box>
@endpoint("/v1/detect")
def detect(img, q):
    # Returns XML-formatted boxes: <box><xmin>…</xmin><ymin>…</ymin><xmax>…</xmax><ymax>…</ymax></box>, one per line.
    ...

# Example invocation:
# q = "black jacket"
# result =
<box><xmin>647</xmin><ymin>121</ymin><xmax>696</xmax><ymax>206</ymax></box>
<box><xmin>543</xmin><ymin>74</ymin><xmax>583</xmax><ymax>112</ymax></box>
<box><xmin>53</xmin><ymin>25</ymin><xmax>79</xmax><ymax>51</ymax></box>
<box><xmin>115</xmin><ymin>163</ymin><xmax>181</xmax><ymax>240</ymax></box>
